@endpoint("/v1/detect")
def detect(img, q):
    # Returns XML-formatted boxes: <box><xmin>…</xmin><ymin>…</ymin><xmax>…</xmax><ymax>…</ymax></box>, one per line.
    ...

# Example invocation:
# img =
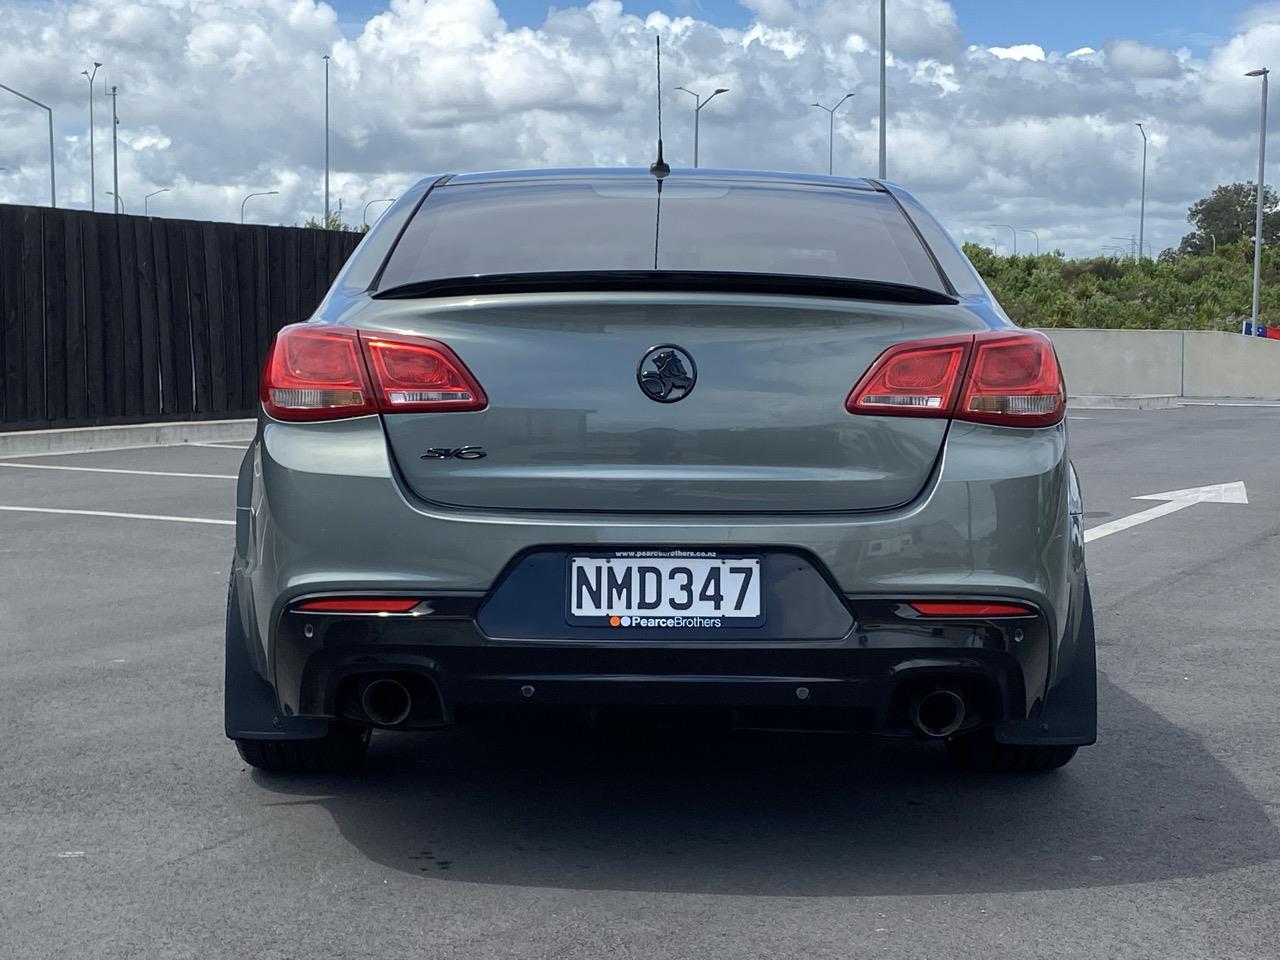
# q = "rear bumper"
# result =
<box><xmin>229</xmin><ymin>414</ymin><xmax>1093</xmax><ymax>746</ymax></box>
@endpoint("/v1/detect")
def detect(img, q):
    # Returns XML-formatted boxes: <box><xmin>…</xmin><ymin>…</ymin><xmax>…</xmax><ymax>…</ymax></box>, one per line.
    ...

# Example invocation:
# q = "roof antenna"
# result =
<box><xmin>649</xmin><ymin>35</ymin><xmax>670</xmax><ymax>179</ymax></box>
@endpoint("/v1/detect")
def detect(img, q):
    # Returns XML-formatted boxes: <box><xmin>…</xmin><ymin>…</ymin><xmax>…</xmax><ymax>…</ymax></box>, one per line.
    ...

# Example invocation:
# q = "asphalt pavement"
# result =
<box><xmin>1</xmin><ymin>407</ymin><xmax>1277</xmax><ymax>959</ymax></box>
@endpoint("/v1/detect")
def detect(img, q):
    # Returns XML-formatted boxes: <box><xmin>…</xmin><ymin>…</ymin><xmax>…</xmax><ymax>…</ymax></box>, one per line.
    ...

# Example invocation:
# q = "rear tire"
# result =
<box><xmin>946</xmin><ymin>729</ymin><xmax>1078</xmax><ymax>773</ymax></box>
<box><xmin>235</xmin><ymin>722</ymin><xmax>371</xmax><ymax>774</ymax></box>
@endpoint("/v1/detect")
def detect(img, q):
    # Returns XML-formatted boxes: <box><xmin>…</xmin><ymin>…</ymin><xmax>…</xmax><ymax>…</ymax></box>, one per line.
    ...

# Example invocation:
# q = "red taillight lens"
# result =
<box><xmin>845</xmin><ymin>337</ymin><xmax>971</xmax><ymax>417</ymax></box>
<box><xmin>294</xmin><ymin>597</ymin><xmax>423</xmax><ymax>613</ymax></box>
<box><xmin>261</xmin><ymin>324</ymin><xmax>487</xmax><ymax>421</ymax></box>
<box><xmin>958</xmin><ymin>331</ymin><xmax>1065</xmax><ymax>427</ymax></box>
<box><xmin>909</xmin><ymin>601</ymin><xmax>1034</xmax><ymax>618</ymax></box>
<box><xmin>262</xmin><ymin>326</ymin><xmax>376</xmax><ymax>421</ymax></box>
<box><xmin>847</xmin><ymin>330</ymin><xmax>1065</xmax><ymax>428</ymax></box>
<box><xmin>360</xmin><ymin>334</ymin><xmax>487</xmax><ymax>413</ymax></box>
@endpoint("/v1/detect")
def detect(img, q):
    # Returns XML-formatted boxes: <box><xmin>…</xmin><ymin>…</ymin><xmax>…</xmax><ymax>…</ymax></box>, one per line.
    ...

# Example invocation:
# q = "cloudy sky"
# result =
<box><xmin>0</xmin><ymin>0</ymin><xmax>1276</xmax><ymax>256</ymax></box>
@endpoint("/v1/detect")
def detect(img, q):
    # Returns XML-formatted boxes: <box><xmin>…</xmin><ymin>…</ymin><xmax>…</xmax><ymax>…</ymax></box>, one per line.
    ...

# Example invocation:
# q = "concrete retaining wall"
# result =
<box><xmin>1037</xmin><ymin>328</ymin><xmax>1280</xmax><ymax>400</ymax></box>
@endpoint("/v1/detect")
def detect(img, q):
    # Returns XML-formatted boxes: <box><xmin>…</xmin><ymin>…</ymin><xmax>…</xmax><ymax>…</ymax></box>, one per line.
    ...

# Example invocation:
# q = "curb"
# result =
<box><xmin>0</xmin><ymin>419</ymin><xmax>256</xmax><ymax>458</ymax></box>
<box><xmin>1068</xmin><ymin>394</ymin><xmax>1178</xmax><ymax>410</ymax></box>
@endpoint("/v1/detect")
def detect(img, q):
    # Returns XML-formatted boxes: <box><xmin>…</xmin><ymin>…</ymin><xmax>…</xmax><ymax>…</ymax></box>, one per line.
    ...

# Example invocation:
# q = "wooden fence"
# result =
<box><xmin>0</xmin><ymin>203</ymin><xmax>362</xmax><ymax>430</ymax></box>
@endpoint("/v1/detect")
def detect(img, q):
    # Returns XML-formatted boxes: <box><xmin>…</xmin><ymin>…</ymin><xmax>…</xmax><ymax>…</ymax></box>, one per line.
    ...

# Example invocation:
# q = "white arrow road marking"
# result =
<box><xmin>1085</xmin><ymin>481</ymin><xmax>1249</xmax><ymax>543</ymax></box>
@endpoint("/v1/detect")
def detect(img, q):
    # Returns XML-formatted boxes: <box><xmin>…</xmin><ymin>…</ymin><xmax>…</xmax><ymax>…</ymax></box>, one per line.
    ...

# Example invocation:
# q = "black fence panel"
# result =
<box><xmin>0</xmin><ymin>203</ymin><xmax>362</xmax><ymax>430</ymax></box>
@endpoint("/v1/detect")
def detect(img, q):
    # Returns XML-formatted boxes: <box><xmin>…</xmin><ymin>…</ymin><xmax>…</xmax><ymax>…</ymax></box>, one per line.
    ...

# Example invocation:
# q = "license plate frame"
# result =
<box><xmin>565</xmin><ymin>551</ymin><xmax>765</xmax><ymax>629</ymax></box>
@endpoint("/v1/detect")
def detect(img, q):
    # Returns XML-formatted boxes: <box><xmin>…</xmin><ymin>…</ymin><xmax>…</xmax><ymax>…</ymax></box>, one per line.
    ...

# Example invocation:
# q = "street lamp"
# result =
<box><xmin>323</xmin><ymin>54</ymin><xmax>331</xmax><ymax>225</ymax></box>
<box><xmin>811</xmin><ymin>93</ymin><xmax>855</xmax><ymax>176</ymax></box>
<box><xmin>1019</xmin><ymin>228</ymin><xmax>1041</xmax><ymax>256</ymax></box>
<box><xmin>241</xmin><ymin>190</ymin><xmax>279</xmax><ymax>224</ymax></box>
<box><xmin>362</xmin><ymin>196</ymin><xmax>396</xmax><ymax>228</ymax></box>
<box><xmin>144</xmin><ymin>187</ymin><xmax>170</xmax><ymax>216</ymax></box>
<box><xmin>0</xmin><ymin>82</ymin><xmax>56</xmax><ymax>207</ymax></box>
<box><xmin>1246</xmin><ymin>68</ymin><xmax>1269</xmax><ymax>334</ymax></box>
<box><xmin>81</xmin><ymin>63</ymin><xmax>101</xmax><ymax>212</ymax></box>
<box><xmin>674</xmin><ymin>85</ymin><xmax>728</xmax><ymax>168</ymax></box>
<box><xmin>104</xmin><ymin>85</ymin><xmax>119</xmax><ymax>213</ymax></box>
<box><xmin>988</xmin><ymin>223</ymin><xmax>1017</xmax><ymax>255</ymax></box>
<box><xmin>1136</xmin><ymin>122</ymin><xmax>1148</xmax><ymax>262</ymax></box>
<box><xmin>104</xmin><ymin>191</ymin><xmax>123</xmax><ymax>213</ymax></box>
<box><xmin>879</xmin><ymin>0</ymin><xmax>887</xmax><ymax>178</ymax></box>
<box><xmin>1112</xmin><ymin>236</ymin><xmax>1137</xmax><ymax>260</ymax></box>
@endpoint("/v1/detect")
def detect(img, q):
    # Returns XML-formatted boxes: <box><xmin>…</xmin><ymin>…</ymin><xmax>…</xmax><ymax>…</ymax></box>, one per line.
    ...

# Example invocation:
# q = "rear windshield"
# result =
<box><xmin>376</xmin><ymin>179</ymin><xmax>946</xmax><ymax>292</ymax></box>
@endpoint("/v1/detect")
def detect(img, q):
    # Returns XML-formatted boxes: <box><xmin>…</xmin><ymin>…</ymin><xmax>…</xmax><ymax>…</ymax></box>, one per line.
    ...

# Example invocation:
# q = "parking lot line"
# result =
<box><xmin>0</xmin><ymin>463</ymin><xmax>236</xmax><ymax>480</ymax></box>
<box><xmin>0</xmin><ymin>505</ymin><xmax>234</xmax><ymax>526</ymax></box>
<box><xmin>188</xmin><ymin>442</ymin><xmax>251</xmax><ymax>450</ymax></box>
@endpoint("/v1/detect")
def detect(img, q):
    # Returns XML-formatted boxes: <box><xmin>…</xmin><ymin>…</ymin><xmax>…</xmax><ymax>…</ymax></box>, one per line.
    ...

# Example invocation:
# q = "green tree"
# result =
<box><xmin>303</xmin><ymin>210</ymin><xmax>359</xmax><ymax>232</ymax></box>
<box><xmin>1177</xmin><ymin>182</ymin><xmax>1280</xmax><ymax>256</ymax></box>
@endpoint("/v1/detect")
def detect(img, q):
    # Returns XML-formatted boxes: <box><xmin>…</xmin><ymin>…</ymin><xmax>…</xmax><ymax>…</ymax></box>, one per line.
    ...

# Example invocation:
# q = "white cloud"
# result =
<box><xmin>0</xmin><ymin>0</ymin><xmax>1278</xmax><ymax>256</ymax></box>
<box><xmin>987</xmin><ymin>44</ymin><xmax>1046</xmax><ymax>62</ymax></box>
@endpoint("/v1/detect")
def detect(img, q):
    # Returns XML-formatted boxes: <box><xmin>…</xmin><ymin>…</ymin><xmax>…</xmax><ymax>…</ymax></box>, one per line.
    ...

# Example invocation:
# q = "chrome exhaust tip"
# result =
<box><xmin>910</xmin><ymin>688</ymin><xmax>966</xmax><ymax>738</ymax></box>
<box><xmin>360</xmin><ymin>678</ymin><xmax>413</xmax><ymax>726</ymax></box>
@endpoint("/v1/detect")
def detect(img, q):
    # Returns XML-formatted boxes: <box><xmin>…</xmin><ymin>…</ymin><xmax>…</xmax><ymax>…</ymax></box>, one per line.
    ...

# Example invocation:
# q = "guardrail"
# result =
<box><xmin>0</xmin><ymin>203</ymin><xmax>361</xmax><ymax>431</ymax></box>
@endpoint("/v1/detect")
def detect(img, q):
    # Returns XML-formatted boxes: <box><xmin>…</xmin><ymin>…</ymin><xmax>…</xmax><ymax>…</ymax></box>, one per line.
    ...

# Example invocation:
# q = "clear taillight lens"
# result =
<box><xmin>261</xmin><ymin>324</ymin><xmax>487</xmax><ymax>421</ymax></box>
<box><xmin>848</xmin><ymin>330</ymin><xmax>1065</xmax><ymax>428</ymax></box>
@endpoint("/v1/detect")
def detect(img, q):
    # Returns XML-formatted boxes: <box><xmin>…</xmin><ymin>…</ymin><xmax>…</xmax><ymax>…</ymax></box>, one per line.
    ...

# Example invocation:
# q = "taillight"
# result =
<box><xmin>361</xmin><ymin>334</ymin><xmax>487</xmax><ymax>413</ymax></box>
<box><xmin>262</xmin><ymin>326</ymin><xmax>377</xmax><ymax>421</ymax></box>
<box><xmin>957</xmin><ymin>332</ymin><xmax>1065</xmax><ymax>427</ymax></box>
<box><xmin>261</xmin><ymin>324</ymin><xmax>487</xmax><ymax>421</ymax></box>
<box><xmin>845</xmin><ymin>337</ymin><xmax>971</xmax><ymax>417</ymax></box>
<box><xmin>847</xmin><ymin>330</ymin><xmax>1065</xmax><ymax>428</ymax></box>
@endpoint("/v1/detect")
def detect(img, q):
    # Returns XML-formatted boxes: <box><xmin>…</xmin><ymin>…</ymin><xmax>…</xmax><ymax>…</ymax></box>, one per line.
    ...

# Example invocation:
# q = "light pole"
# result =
<box><xmin>323</xmin><ymin>54</ymin><xmax>330</xmax><ymax>226</ymax></box>
<box><xmin>989</xmin><ymin>223</ymin><xmax>1017</xmax><ymax>255</ymax></box>
<box><xmin>362</xmin><ymin>196</ymin><xmax>396</xmax><ymax>228</ymax></box>
<box><xmin>1136</xmin><ymin>122</ymin><xmax>1148</xmax><ymax>262</ymax></box>
<box><xmin>81</xmin><ymin>63</ymin><xmax>101</xmax><ymax>211</ymax></box>
<box><xmin>1112</xmin><ymin>236</ymin><xmax>1136</xmax><ymax>260</ymax></box>
<box><xmin>105</xmin><ymin>85</ymin><xmax>119</xmax><ymax>213</ymax></box>
<box><xmin>1247</xmin><ymin>68</ymin><xmax>1269</xmax><ymax>333</ymax></box>
<box><xmin>104</xmin><ymin>191</ymin><xmax>123</xmax><ymax>212</ymax></box>
<box><xmin>674</xmin><ymin>85</ymin><xmax>728</xmax><ymax>168</ymax></box>
<box><xmin>0</xmin><ymin>82</ymin><xmax>56</xmax><ymax>207</ymax></box>
<box><xmin>144</xmin><ymin>187</ymin><xmax>169</xmax><ymax>216</ymax></box>
<box><xmin>241</xmin><ymin>190</ymin><xmax>279</xmax><ymax>224</ymax></box>
<box><xmin>879</xmin><ymin>0</ymin><xmax>887</xmax><ymax>178</ymax></box>
<box><xmin>811</xmin><ymin>93</ymin><xmax>855</xmax><ymax>176</ymax></box>
<box><xmin>1020</xmin><ymin>228</ymin><xmax>1041</xmax><ymax>255</ymax></box>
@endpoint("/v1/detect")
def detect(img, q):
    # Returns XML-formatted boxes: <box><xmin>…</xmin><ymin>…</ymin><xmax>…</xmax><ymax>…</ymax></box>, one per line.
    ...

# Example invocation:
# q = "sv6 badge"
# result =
<box><xmin>420</xmin><ymin>446</ymin><xmax>486</xmax><ymax>460</ymax></box>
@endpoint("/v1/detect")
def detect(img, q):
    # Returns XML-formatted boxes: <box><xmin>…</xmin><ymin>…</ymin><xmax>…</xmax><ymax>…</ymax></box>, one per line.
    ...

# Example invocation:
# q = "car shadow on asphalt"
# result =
<box><xmin>251</xmin><ymin>674</ymin><xmax>1280</xmax><ymax>896</ymax></box>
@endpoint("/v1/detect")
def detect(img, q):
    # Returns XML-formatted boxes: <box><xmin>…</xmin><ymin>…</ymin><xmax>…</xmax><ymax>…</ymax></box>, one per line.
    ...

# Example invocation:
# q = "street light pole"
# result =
<box><xmin>675</xmin><ymin>85</ymin><xmax>728</xmax><ymax>168</ymax></box>
<box><xmin>0</xmin><ymin>82</ymin><xmax>56</xmax><ymax>207</ymax></box>
<box><xmin>989</xmin><ymin>223</ymin><xmax>1017</xmax><ymax>255</ymax></box>
<box><xmin>323</xmin><ymin>54</ymin><xmax>330</xmax><ymax>226</ymax></box>
<box><xmin>240</xmin><ymin>190</ymin><xmax>279</xmax><ymax>224</ymax></box>
<box><xmin>811</xmin><ymin>94</ymin><xmax>855</xmax><ymax>176</ymax></box>
<box><xmin>144</xmin><ymin>187</ymin><xmax>170</xmax><ymax>216</ymax></box>
<box><xmin>1247</xmin><ymin>68</ymin><xmax>1269</xmax><ymax>333</ymax></box>
<box><xmin>879</xmin><ymin>0</ymin><xmax>887</xmax><ymax>178</ymax></box>
<box><xmin>81</xmin><ymin>63</ymin><xmax>101</xmax><ymax>211</ymax></box>
<box><xmin>1020</xmin><ymin>228</ymin><xmax>1041</xmax><ymax>255</ymax></box>
<box><xmin>362</xmin><ymin>196</ymin><xmax>396</xmax><ymax>228</ymax></box>
<box><xmin>106</xmin><ymin>85</ymin><xmax>119</xmax><ymax>213</ymax></box>
<box><xmin>104</xmin><ymin>191</ymin><xmax>123</xmax><ymax>212</ymax></box>
<box><xmin>1136</xmin><ymin>122</ymin><xmax>1148</xmax><ymax>262</ymax></box>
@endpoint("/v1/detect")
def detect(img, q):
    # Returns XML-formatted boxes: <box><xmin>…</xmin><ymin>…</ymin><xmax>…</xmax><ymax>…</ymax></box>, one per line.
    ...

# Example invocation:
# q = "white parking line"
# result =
<box><xmin>0</xmin><ymin>505</ymin><xmax>234</xmax><ymax>526</ymax></box>
<box><xmin>188</xmin><ymin>442</ymin><xmax>251</xmax><ymax>450</ymax></box>
<box><xmin>0</xmin><ymin>463</ymin><xmax>236</xmax><ymax>480</ymax></box>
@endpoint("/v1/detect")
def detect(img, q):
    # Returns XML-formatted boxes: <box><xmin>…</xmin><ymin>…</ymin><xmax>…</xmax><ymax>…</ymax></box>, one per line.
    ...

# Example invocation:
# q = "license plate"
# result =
<box><xmin>567</xmin><ymin>553</ymin><xmax>763</xmax><ymax>628</ymax></box>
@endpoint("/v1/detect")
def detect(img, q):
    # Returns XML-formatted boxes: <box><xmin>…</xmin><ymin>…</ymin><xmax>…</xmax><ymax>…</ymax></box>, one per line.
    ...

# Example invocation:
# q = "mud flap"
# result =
<box><xmin>993</xmin><ymin>583</ymin><xmax>1098</xmax><ymax>747</ymax></box>
<box><xmin>224</xmin><ymin>573</ymin><xmax>329</xmax><ymax>742</ymax></box>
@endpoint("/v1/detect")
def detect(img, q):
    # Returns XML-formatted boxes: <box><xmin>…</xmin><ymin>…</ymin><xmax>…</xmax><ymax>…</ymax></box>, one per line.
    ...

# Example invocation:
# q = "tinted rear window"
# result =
<box><xmin>376</xmin><ymin>179</ymin><xmax>946</xmax><ymax>292</ymax></box>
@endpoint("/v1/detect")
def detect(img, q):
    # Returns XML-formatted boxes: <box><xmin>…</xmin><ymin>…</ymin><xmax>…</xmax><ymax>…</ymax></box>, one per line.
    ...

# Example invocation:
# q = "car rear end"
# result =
<box><xmin>225</xmin><ymin>170</ymin><xmax>1095</xmax><ymax>774</ymax></box>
